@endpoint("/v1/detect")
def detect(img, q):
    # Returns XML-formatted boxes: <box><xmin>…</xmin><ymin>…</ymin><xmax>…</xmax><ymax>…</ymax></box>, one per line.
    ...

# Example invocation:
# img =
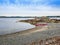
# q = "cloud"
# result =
<box><xmin>0</xmin><ymin>0</ymin><xmax>59</xmax><ymax>6</ymax></box>
<box><xmin>0</xmin><ymin>0</ymin><xmax>60</xmax><ymax>16</ymax></box>
<box><xmin>0</xmin><ymin>0</ymin><xmax>60</xmax><ymax>8</ymax></box>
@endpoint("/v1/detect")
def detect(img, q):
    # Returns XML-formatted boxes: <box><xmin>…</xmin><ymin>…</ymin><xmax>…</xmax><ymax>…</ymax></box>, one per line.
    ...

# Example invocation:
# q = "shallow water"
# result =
<box><xmin>0</xmin><ymin>18</ymin><xmax>35</xmax><ymax>35</ymax></box>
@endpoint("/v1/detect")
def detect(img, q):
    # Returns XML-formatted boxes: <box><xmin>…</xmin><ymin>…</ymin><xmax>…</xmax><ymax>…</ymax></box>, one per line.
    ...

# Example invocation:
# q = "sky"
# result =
<box><xmin>0</xmin><ymin>0</ymin><xmax>60</xmax><ymax>16</ymax></box>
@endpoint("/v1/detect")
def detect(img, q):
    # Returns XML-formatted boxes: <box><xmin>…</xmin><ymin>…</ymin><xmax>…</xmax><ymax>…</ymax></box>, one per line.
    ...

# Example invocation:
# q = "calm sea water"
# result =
<box><xmin>0</xmin><ymin>18</ymin><xmax>35</xmax><ymax>35</ymax></box>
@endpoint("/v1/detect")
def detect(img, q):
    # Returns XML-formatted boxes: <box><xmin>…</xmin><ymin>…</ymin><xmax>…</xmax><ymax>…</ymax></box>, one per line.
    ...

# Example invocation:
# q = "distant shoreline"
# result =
<box><xmin>0</xmin><ymin>16</ymin><xmax>60</xmax><ymax>18</ymax></box>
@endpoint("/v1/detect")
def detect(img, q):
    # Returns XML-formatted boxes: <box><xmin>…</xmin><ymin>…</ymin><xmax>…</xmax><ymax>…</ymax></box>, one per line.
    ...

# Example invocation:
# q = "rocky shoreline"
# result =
<box><xmin>28</xmin><ymin>36</ymin><xmax>60</xmax><ymax>45</ymax></box>
<box><xmin>19</xmin><ymin>17</ymin><xmax>60</xmax><ymax>25</ymax></box>
<box><xmin>0</xmin><ymin>23</ymin><xmax>60</xmax><ymax>45</ymax></box>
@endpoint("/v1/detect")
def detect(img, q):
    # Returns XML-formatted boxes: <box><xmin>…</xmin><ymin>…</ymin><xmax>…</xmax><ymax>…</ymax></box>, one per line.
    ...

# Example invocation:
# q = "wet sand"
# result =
<box><xmin>0</xmin><ymin>23</ymin><xmax>60</xmax><ymax>45</ymax></box>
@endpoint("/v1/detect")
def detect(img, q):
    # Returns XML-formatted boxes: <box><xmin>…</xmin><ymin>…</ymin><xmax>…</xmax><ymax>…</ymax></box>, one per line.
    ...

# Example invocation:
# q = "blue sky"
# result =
<box><xmin>0</xmin><ymin>0</ymin><xmax>60</xmax><ymax>16</ymax></box>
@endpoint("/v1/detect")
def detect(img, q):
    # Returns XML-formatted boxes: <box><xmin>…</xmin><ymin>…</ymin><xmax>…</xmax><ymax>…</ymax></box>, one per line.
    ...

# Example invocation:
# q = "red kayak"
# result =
<box><xmin>35</xmin><ymin>24</ymin><xmax>47</xmax><ymax>26</ymax></box>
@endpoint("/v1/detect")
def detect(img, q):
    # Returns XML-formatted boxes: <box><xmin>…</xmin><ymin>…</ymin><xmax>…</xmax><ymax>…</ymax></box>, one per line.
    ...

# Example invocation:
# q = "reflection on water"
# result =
<box><xmin>0</xmin><ymin>18</ymin><xmax>35</xmax><ymax>35</ymax></box>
